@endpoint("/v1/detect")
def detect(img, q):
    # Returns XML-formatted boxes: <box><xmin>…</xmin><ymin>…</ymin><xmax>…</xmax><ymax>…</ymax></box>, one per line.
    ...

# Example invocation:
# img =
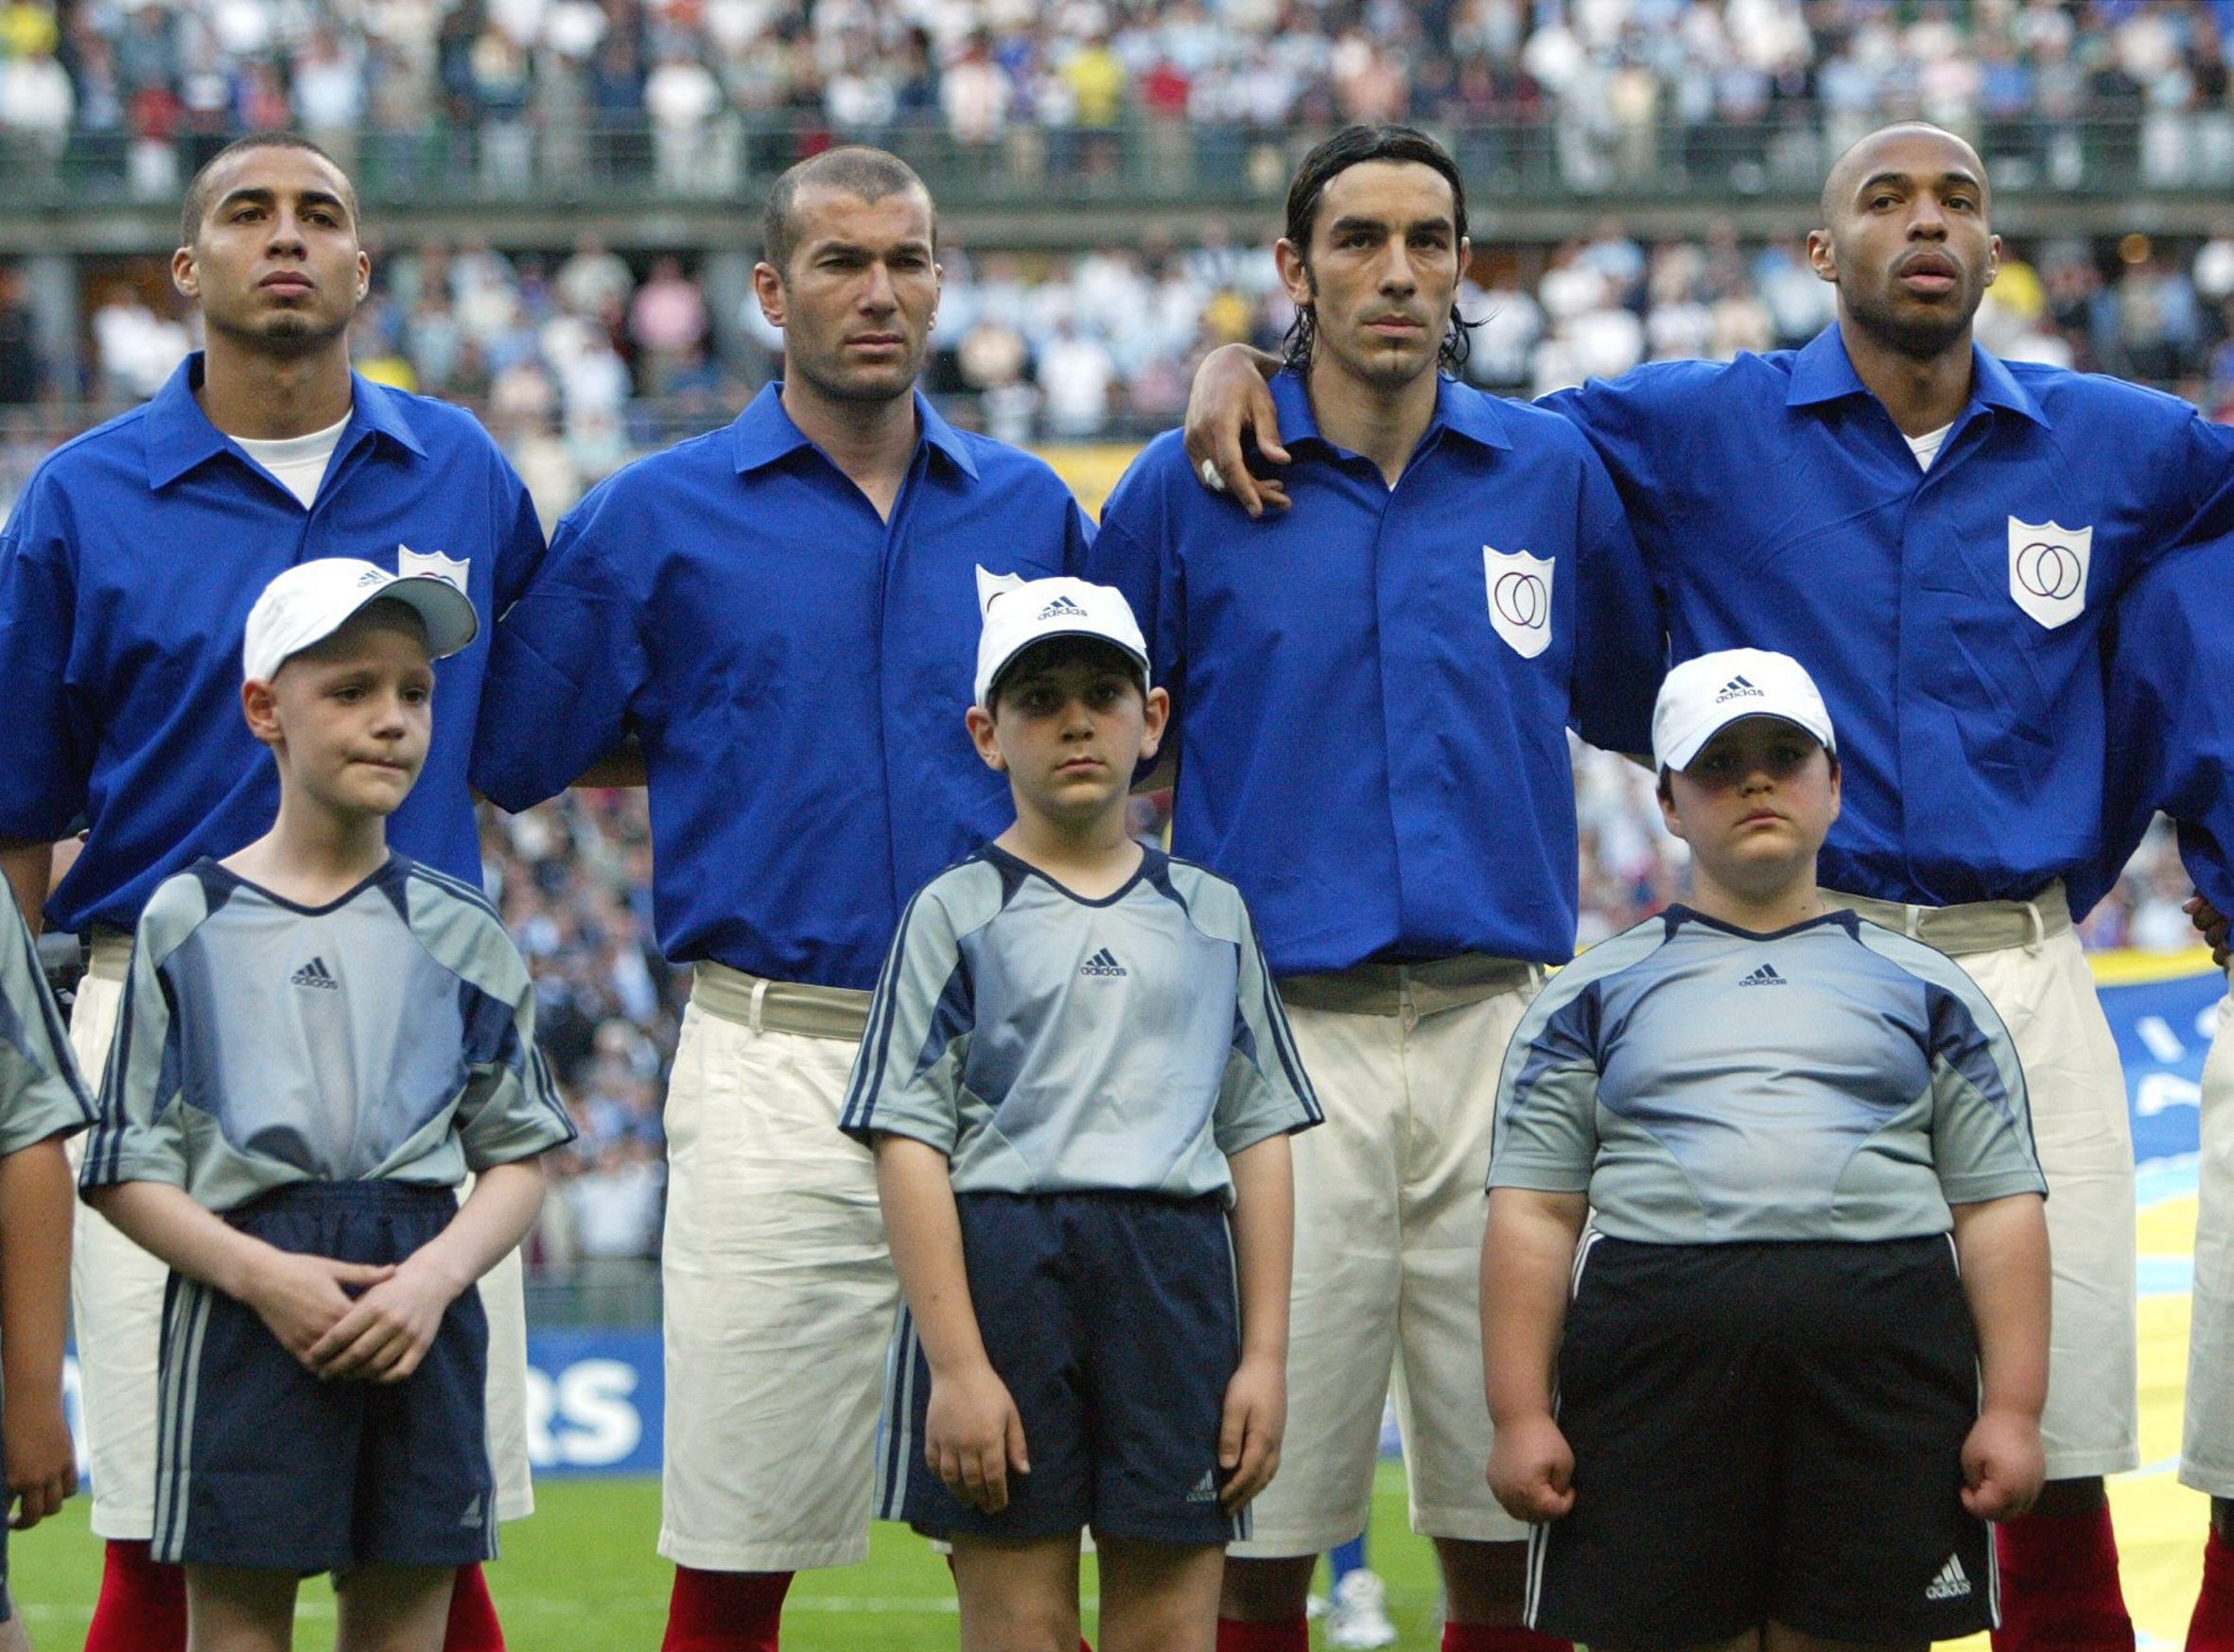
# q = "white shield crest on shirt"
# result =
<box><xmin>397</xmin><ymin>545</ymin><xmax>471</xmax><ymax>593</ymax></box>
<box><xmin>975</xmin><ymin>564</ymin><xmax>1026</xmax><ymax>617</ymax></box>
<box><xmin>1484</xmin><ymin>546</ymin><xmax>1555</xmax><ymax>660</ymax></box>
<box><xmin>2005</xmin><ymin>518</ymin><xmax>2091</xmax><ymax>631</ymax></box>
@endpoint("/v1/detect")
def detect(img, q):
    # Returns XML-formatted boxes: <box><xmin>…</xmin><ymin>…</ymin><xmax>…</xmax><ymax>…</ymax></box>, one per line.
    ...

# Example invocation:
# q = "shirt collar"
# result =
<box><xmin>730</xmin><ymin>382</ymin><xmax>980</xmax><ymax>480</ymax></box>
<box><xmin>1269</xmin><ymin>368</ymin><xmax>1512</xmax><ymax>456</ymax></box>
<box><xmin>1784</xmin><ymin>323</ymin><xmax>2047</xmax><ymax>428</ymax></box>
<box><xmin>142</xmin><ymin>354</ymin><xmax>426</xmax><ymax>491</ymax></box>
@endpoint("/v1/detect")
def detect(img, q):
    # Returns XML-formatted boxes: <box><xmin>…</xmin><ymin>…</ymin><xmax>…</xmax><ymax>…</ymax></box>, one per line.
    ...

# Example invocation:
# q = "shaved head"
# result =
<box><xmin>1819</xmin><ymin>122</ymin><xmax>1989</xmax><ymax>226</ymax></box>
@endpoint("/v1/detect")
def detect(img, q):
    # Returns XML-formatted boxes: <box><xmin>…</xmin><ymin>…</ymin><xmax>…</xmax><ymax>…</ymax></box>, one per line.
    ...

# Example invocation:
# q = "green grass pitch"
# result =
<box><xmin>8</xmin><ymin>1464</ymin><xmax>1443</xmax><ymax>1649</ymax></box>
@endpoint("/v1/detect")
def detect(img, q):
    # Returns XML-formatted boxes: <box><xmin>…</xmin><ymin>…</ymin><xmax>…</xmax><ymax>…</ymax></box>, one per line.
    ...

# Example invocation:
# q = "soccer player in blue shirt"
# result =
<box><xmin>0</xmin><ymin>133</ymin><xmax>546</xmax><ymax>1652</ymax></box>
<box><xmin>1090</xmin><ymin>125</ymin><xmax>1661</xmax><ymax>1652</ymax></box>
<box><xmin>2095</xmin><ymin>536</ymin><xmax>2234</xmax><ymax>1647</ymax></box>
<box><xmin>469</xmin><ymin>148</ymin><xmax>1094</xmax><ymax>1652</ymax></box>
<box><xmin>1184</xmin><ymin>120</ymin><xmax>2234</xmax><ymax>1650</ymax></box>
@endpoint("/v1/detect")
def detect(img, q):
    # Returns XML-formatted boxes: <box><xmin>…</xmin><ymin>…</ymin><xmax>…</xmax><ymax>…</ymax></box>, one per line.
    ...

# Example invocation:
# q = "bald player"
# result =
<box><xmin>0</xmin><ymin>132</ymin><xmax>546</xmax><ymax>1652</ymax></box>
<box><xmin>1185</xmin><ymin>120</ymin><xmax>2234</xmax><ymax>1651</ymax></box>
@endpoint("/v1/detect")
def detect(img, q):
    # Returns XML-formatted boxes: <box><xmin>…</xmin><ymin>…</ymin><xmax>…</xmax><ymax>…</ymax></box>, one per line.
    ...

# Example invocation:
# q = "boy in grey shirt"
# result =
<box><xmin>81</xmin><ymin>560</ymin><xmax>573</xmax><ymax>1652</ymax></box>
<box><xmin>1485</xmin><ymin>649</ymin><xmax>2050</xmax><ymax>1652</ymax></box>
<box><xmin>844</xmin><ymin>576</ymin><xmax>1318</xmax><ymax>1651</ymax></box>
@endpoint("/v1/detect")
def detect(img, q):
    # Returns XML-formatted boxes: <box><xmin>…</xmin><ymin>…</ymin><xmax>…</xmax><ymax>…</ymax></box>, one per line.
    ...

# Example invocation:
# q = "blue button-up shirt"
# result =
<box><xmin>470</xmin><ymin>385</ymin><xmax>1093</xmax><ymax>989</ymax></box>
<box><xmin>1089</xmin><ymin>372</ymin><xmax>1660</xmax><ymax>974</ymax></box>
<box><xmin>0</xmin><ymin>356</ymin><xmax>546</xmax><ymax>933</ymax></box>
<box><xmin>2095</xmin><ymin>534</ymin><xmax>2234</xmax><ymax>917</ymax></box>
<box><xmin>1547</xmin><ymin>327</ymin><xmax>2234</xmax><ymax>908</ymax></box>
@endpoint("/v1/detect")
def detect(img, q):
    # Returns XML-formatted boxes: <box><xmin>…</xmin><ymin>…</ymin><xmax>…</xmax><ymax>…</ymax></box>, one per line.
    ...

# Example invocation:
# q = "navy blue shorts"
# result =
<box><xmin>880</xmin><ymin>1191</ymin><xmax>1246</xmax><ymax>1547</ymax></box>
<box><xmin>1528</xmin><ymin>1234</ymin><xmax>1992</xmax><ymax>1649</ymax></box>
<box><xmin>151</xmin><ymin>1181</ymin><xmax>497</xmax><ymax>1574</ymax></box>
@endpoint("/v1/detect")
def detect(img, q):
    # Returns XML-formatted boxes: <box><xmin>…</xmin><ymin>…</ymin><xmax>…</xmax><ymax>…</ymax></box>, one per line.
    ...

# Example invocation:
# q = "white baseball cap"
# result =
<box><xmin>1651</xmin><ymin>648</ymin><xmax>1837</xmax><ymax>774</ymax></box>
<box><xmin>243</xmin><ymin>558</ymin><xmax>480</xmax><ymax>684</ymax></box>
<box><xmin>974</xmin><ymin>575</ymin><xmax>1150</xmax><ymax>708</ymax></box>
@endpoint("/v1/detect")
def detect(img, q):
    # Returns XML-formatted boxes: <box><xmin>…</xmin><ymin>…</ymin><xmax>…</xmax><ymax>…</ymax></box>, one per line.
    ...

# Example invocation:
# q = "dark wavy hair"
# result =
<box><xmin>1281</xmin><ymin>125</ymin><xmax>1475</xmax><ymax>376</ymax></box>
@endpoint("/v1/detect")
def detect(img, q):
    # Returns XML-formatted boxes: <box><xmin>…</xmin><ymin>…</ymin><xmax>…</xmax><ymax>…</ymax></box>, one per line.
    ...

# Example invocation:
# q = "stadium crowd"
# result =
<box><xmin>8</xmin><ymin>0</ymin><xmax>2234</xmax><ymax>197</ymax></box>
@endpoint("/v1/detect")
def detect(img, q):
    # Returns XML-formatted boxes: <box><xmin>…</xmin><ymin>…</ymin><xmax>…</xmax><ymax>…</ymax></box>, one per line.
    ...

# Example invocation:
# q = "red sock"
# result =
<box><xmin>1214</xmin><ymin>1619</ymin><xmax>1309</xmax><ymax>1652</ymax></box>
<box><xmin>2189</xmin><ymin>1527</ymin><xmax>2234</xmax><ymax>1651</ymax></box>
<box><xmin>1442</xmin><ymin>1626</ymin><xmax>1570</xmax><ymax>1652</ymax></box>
<box><xmin>442</xmin><ymin>1562</ymin><xmax>505</xmax><ymax>1651</ymax></box>
<box><xmin>1992</xmin><ymin>1504</ymin><xmax>2135</xmax><ymax>1652</ymax></box>
<box><xmin>83</xmin><ymin>1539</ymin><xmax>187</xmax><ymax>1652</ymax></box>
<box><xmin>662</xmin><ymin>1567</ymin><xmax>794</xmax><ymax>1652</ymax></box>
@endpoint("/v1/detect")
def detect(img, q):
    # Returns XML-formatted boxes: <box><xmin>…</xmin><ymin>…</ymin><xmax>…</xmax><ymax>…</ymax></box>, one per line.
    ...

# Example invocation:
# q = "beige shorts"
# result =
<box><xmin>1828</xmin><ymin>888</ymin><xmax>2138</xmax><ymax>1480</ymax></box>
<box><xmin>1230</xmin><ymin>958</ymin><xmax>1542</xmax><ymax>1557</ymax></box>
<box><xmin>2183</xmin><ymin>981</ymin><xmax>2234</xmax><ymax>1496</ymax></box>
<box><xmin>68</xmin><ymin>947</ymin><xmax>537</xmax><ymax>1540</ymax></box>
<box><xmin>656</xmin><ymin>980</ymin><xmax>897</xmax><ymax>1573</ymax></box>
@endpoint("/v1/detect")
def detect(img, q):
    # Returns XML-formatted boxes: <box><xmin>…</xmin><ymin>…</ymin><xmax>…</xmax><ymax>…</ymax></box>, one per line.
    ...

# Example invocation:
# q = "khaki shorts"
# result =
<box><xmin>1230</xmin><ymin>958</ymin><xmax>1542</xmax><ymax>1557</ymax></box>
<box><xmin>2183</xmin><ymin>980</ymin><xmax>2234</xmax><ymax>1496</ymax></box>
<box><xmin>69</xmin><ymin>943</ymin><xmax>537</xmax><ymax>1539</ymax></box>
<box><xmin>1827</xmin><ymin>887</ymin><xmax>2138</xmax><ymax>1480</ymax></box>
<box><xmin>656</xmin><ymin>973</ymin><xmax>897</xmax><ymax>1572</ymax></box>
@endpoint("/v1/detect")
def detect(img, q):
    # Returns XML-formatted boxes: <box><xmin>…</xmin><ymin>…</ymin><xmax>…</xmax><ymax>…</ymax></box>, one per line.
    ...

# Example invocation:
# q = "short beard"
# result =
<box><xmin>211</xmin><ymin>307</ymin><xmax>349</xmax><ymax>360</ymax></box>
<box><xmin>1843</xmin><ymin>284</ymin><xmax>1980</xmax><ymax>362</ymax></box>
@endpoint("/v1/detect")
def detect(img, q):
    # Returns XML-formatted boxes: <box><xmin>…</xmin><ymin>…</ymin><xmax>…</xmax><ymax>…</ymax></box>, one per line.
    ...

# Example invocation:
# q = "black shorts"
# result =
<box><xmin>880</xmin><ymin>1191</ymin><xmax>1246</xmax><ymax>1548</ymax></box>
<box><xmin>1527</xmin><ymin>1234</ymin><xmax>1993</xmax><ymax>1649</ymax></box>
<box><xmin>151</xmin><ymin>1181</ymin><xmax>497</xmax><ymax>1574</ymax></box>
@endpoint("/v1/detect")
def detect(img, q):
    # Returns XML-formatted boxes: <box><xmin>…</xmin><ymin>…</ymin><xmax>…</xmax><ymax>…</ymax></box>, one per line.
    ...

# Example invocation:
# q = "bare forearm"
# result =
<box><xmin>1952</xmin><ymin>1193</ymin><xmax>2051</xmax><ymax>1418</ymax></box>
<box><xmin>1482</xmin><ymin>1189</ymin><xmax>1589</xmax><ymax>1424</ymax></box>
<box><xmin>1227</xmin><ymin>1135</ymin><xmax>1294</xmax><ymax>1365</ymax></box>
<box><xmin>403</xmin><ymin>1159</ymin><xmax>548</xmax><ymax>1296</ymax></box>
<box><xmin>0</xmin><ymin>1139</ymin><xmax>74</xmax><ymax>1400</ymax></box>
<box><xmin>0</xmin><ymin>841</ymin><xmax>53</xmax><ymax>933</ymax></box>
<box><xmin>875</xmin><ymin>1135</ymin><xmax>992</xmax><ymax>1378</ymax></box>
<box><xmin>85</xmin><ymin>1180</ymin><xmax>278</xmax><ymax>1300</ymax></box>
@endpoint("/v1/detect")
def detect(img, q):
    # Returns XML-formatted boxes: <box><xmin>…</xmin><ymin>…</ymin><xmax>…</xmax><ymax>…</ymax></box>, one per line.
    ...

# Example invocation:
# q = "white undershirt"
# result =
<box><xmin>1905</xmin><ymin>421</ymin><xmax>1953</xmax><ymax>471</ymax></box>
<box><xmin>233</xmin><ymin>411</ymin><xmax>351</xmax><ymax>508</ymax></box>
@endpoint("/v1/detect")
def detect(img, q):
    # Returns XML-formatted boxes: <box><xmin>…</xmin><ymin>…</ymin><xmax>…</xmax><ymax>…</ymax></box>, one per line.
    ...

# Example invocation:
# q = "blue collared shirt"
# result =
<box><xmin>2094</xmin><ymin>534</ymin><xmax>2234</xmax><ymax>916</ymax></box>
<box><xmin>0</xmin><ymin>355</ymin><xmax>546</xmax><ymax>933</ymax></box>
<box><xmin>1546</xmin><ymin>326</ymin><xmax>2234</xmax><ymax>908</ymax></box>
<box><xmin>470</xmin><ymin>384</ymin><xmax>1093</xmax><ymax>989</ymax></box>
<box><xmin>1088</xmin><ymin>372</ymin><xmax>1660</xmax><ymax>974</ymax></box>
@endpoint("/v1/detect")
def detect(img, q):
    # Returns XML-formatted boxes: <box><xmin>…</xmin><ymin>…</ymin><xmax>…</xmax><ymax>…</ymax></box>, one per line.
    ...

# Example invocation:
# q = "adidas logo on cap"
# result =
<box><xmin>1714</xmin><ymin>673</ymin><xmax>1765</xmax><ymax>704</ymax></box>
<box><xmin>1038</xmin><ymin>595</ymin><xmax>1090</xmax><ymax>619</ymax></box>
<box><xmin>290</xmin><ymin>957</ymin><xmax>340</xmax><ymax>990</ymax></box>
<box><xmin>1738</xmin><ymin>963</ymin><xmax>1786</xmax><ymax>986</ymax></box>
<box><xmin>1925</xmin><ymin>1553</ymin><xmax>1972</xmax><ymax>1601</ymax></box>
<box><xmin>1080</xmin><ymin>948</ymin><xmax>1127</xmax><ymax>978</ymax></box>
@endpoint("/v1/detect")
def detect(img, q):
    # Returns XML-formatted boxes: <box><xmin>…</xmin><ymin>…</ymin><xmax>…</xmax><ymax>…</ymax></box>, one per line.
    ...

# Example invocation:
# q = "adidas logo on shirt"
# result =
<box><xmin>1038</xmin><ymin>595</ymin><xmax>1089</xmax><ymax>619</ymax></box>
<box><xmin>1185</xmin><ymin>1469</ymin><xmax>1219</xmax><ymax>1504</ymax></box>
<box><xmin>1738</xmin><ymin>963</ymin><xmax>1786</xmax><ymax>986</ymax></box>
<box><xmin>290</xmin><ymin>957</ymin><xmax>340</xmax><ymax>990</ymax></box>
<box><xmin>1714</xmin><ymin>673</ymin><xmax>1765</xmax><ymax>704</ymax></box>
<box><xmin>1925</xmin><ymin>1553</ymin><xmax>1972</xmax><ymax>1601</ymax></box>
<box><xmin>1080</xmin><ymin>948</ymin><xmax>1127</xmax><ymax>978</ymax></box>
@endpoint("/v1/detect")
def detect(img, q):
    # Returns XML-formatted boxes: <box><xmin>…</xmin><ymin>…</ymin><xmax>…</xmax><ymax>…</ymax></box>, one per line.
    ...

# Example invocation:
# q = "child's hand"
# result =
<box><xmin>1961</xmin><ymin>1407</ymin><xmax>2045</xmax><ymax>1521</ymax></box>
<box><xmin>925</xmin><ymin>1362</ymin><xmax>1028</xmax><ymax>1513</ymax></box>
<box><xmin>1218</xmin><ymin>1354</ymin><xmax>1285</xmax><ymax>1512</ymax></box>
<box><xmin>306</xmin><ymin>1254</ymin><xmax>463</xmax><ymax>1382</ymax></box>
<box><xmin>243</xmin><ymin>1251</ymin><xmax>398</xmax><ymax>1371</ymax></box>
<box><xmin>1489</xmin><ymin>1412</ymin><xmax>1576</xmax><ymax>1522</ymax></box>
<box><xmin>4</xmin><ymin>1392</ymin><xmax>77</xmax><ymax>1530</ymax></box>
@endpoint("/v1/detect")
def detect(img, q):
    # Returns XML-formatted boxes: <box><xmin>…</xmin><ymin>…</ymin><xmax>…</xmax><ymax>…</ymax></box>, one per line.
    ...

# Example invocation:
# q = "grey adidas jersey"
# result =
<box><xmin>841</xmin><ymin>845</ymin><xmax>1319</xmax><ymax>1202</ymax></box>
<box><xmin>82</xmin><ymin>856</ymin><xmax>574</xmax><ymax>1212</ymax></box>
<box><xmin>1490</xmin><ymin>907</ymin><xmax>2045</xmax><ymax>1244</ymax></box>
<box><xmin>0</xmin><ymin>896</ymin><xmax>95</xmax><ymax>1155</ymax></box>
